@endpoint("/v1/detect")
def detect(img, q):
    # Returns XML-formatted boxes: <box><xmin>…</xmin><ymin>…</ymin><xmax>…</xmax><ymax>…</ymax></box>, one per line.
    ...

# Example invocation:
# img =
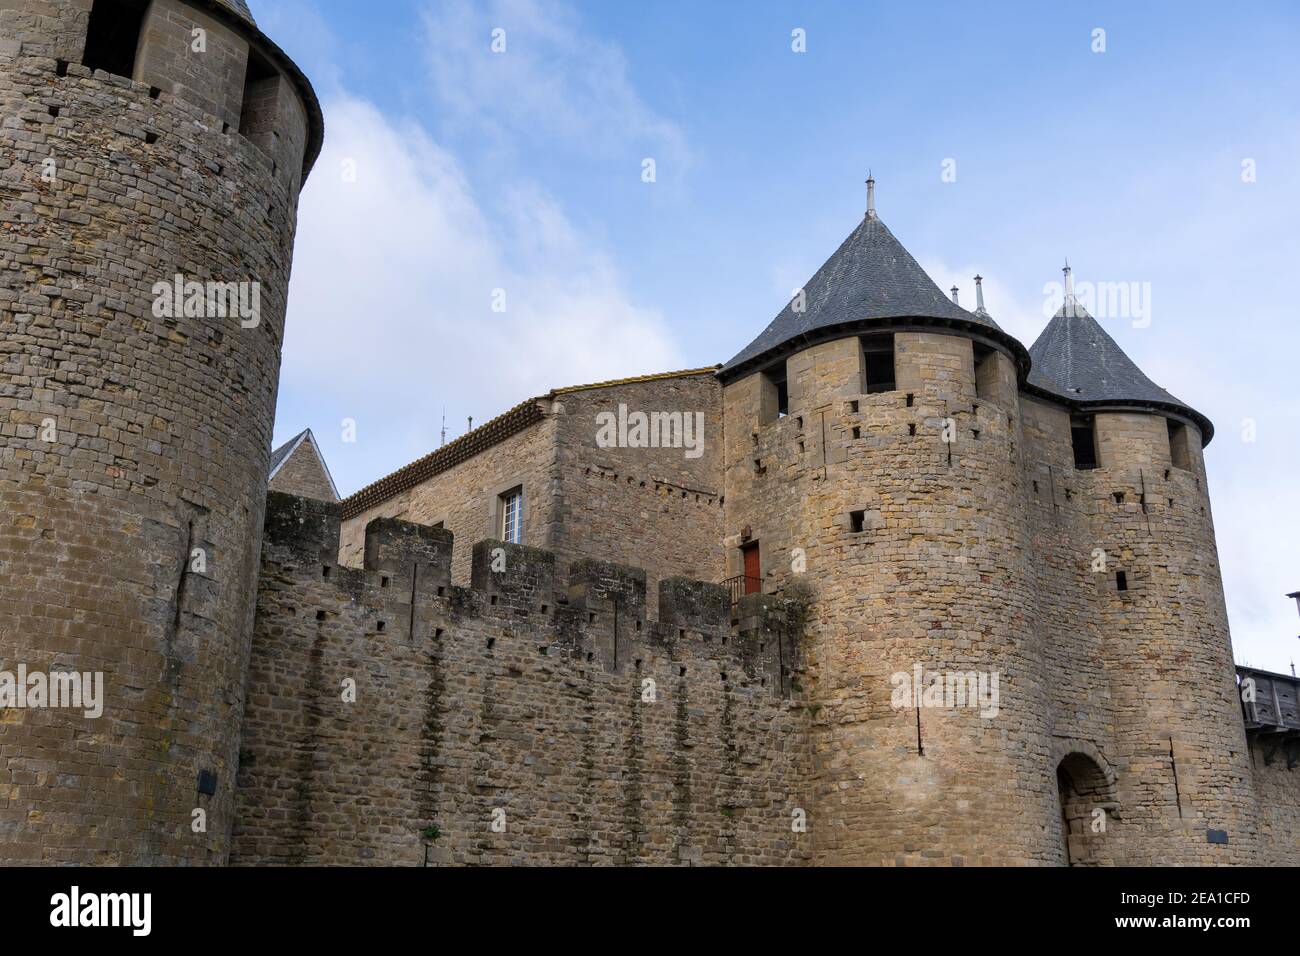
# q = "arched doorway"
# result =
<box><xmin>1055</xmin><ymin>751</ymin><xmax>1117</xmax><ymax>866</ymax></box>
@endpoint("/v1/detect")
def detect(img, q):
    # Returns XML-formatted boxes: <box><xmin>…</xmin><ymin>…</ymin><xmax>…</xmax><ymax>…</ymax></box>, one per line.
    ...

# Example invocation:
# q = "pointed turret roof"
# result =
<box><xmin>720</xmin><ymin>210</ymin><xmax>1028</xmax><ymax>381</ymax></box>
<box><xmin>214</xmin><ymin>0</ymin><xmax>255</xmax><ymax>26</ymax></box>
<box><xmin>1026</xmin><ymin>282</ymin><xmax>1213</xmax><ymax>443</ymax></box>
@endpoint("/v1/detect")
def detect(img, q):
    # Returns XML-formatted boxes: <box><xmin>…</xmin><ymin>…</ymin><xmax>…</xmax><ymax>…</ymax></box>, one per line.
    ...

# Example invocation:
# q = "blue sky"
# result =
<box><xmin>255</xmin><ymin>0</ymin><xmax>1300</xmax><ymax>671</ymax></box>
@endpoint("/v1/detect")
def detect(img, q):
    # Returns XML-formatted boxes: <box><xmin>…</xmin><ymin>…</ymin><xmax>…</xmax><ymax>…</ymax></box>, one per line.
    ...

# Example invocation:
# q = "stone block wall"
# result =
<box><xmin>1020</xmin><ymin>395</ymin><xmax>1259</xmax><ymax>863</ymax></box>
<box><xmin>1248</xmin><ymin>736</ymin><xmax>1300</xmax><ymax>866</ymax></box>
<box><xmin>339</xmin><ymin>406</ymin><xmax>560</xmax><ymax>581</ymax></box>
<box><xmin>552</xmin><ymin>373</ymin><xmax>724</xmax><ymax>614</ymax></box>
<box><xmin>233</xmin><ymin>493</ymin><xmax>812</xmax><ymax>866</ymax></box>
<box><xmin>724</xmin><ymin>331</ymin><xmax>1059</xmax><ymax>866</ymax></box>
<box><xmin>0</xmin><ymin>0</ymin><xmax>315</xmax><ymax>864</ymax></box>
<box><xmin>136</xmin><ymin>0</ymin><xmax>248</xmax><ymax>130</ymax></box>
<box><xmin>342</xmin><ymin>373</ymin><xmax>725</xmax><ymax>618</ymax></box>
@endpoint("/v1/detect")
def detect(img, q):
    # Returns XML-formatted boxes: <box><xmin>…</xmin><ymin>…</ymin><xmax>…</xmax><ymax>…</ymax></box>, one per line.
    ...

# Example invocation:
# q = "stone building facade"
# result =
<box><xmin>2</xmin><ymin>2</ymin><xmax>1297</xmax><ymax>866</ymax></box>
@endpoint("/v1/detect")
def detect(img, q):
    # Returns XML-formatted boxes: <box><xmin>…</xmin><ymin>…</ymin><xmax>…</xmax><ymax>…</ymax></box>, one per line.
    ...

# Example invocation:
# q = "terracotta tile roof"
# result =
<box><xmin>548</xmin><ymin>366</ymin><xmax>721</xmax><ymax>396</ymax></box>
<box><xmin>340</xmin><ymin>399</ymin><xmax>546</xmax><ymax>520</ymax></box>
<box><xmin>339</xmin><ymin>368</ymin><xmax>722</xmax><ymax>520</ymax></box>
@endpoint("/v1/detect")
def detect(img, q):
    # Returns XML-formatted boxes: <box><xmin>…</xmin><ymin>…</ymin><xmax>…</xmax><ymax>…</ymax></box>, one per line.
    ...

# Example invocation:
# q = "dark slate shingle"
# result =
<box><xmin>269</xmin><ymin>429</ymin><xmax>310</xmax><ymax>478</ymax></box>
<box><xmin>214</xmin><ymin>0</ymin><xmax>256</xmax><ymax>26</ymax></box>
<box><xmin>1027</xmin><ymin>300</ymin><xmax>1212</xmax><ymax>442</ymax></box>
<box><xmin>721</xmin><ymin>214</ymin><xmax>1005</xmax><ymax>378</ymax></box>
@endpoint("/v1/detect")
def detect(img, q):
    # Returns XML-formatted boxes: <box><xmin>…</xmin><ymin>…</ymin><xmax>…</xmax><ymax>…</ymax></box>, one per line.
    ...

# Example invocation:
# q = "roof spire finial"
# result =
<box><xmin>866</xmin><ymin>170</ymin><xmax>876</xmax><ymax>220</ymax></box>
<box><xmin>1063</xmin><ymin>259</ymin><xmax>1078</xmax><ymax>316</ymax></box>
<box><xmin>950</xmin><ymin>285</ymin><xmax>960</xmax><ymax>305</ymax></box>
<box><xmin>974</xmin><ymin>275</ymin><xmax>987</xmax><ymax>315</ymax></box>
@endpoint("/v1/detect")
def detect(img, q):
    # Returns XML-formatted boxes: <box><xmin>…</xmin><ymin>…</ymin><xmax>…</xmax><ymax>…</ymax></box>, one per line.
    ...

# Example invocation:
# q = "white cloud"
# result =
<box><xmin>278</xmin><ymin>97</ymin><xmax>681</xmax><ymax>494</ymax></box>
<box><xmin>420</xmin><ymin>0</ymin><xmax>689</xmax><ymax>174</ymax></box>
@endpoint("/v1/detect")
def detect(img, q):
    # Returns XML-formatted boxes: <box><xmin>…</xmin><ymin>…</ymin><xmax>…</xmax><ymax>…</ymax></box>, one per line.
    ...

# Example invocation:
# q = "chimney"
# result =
<box><xmin>950</xmin><ymin>285</ymin><xmax>960</xmax><ymax>305</ymax></box>
<box><xmin>974</xmin><ymin>275</ymin><xmax>988</xmax><ymax>316</ymax></box>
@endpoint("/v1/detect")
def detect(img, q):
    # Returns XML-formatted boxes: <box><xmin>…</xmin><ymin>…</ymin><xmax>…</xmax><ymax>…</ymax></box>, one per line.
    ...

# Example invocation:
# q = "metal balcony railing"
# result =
<box><xmin>723</xmin><ymin>575</ymin><xmax>762</xmax><ymax>606</ymax></box>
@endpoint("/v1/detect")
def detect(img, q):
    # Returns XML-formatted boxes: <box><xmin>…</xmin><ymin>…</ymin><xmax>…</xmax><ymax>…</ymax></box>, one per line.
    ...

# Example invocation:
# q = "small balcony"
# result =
<box><xmin>722</xmin><ymin>574</ymin><xmax>762</xmax><ymax>607</ymax></box>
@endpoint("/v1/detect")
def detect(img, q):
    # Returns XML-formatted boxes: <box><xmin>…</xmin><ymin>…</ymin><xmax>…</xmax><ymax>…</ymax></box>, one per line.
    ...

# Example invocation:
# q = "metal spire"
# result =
<box><xmin>1063</xmin><ymin>259</ymin><xmax>1078</xmax><ymax>316</ymax></box>
<box><xmin>866</xmin><ymin>171</ymin><xmax>876</xmax><ymax>220</ymax></box>
<box><xmin>974</xmin><ymin>275</ymin><xmax>988</xmax><ymax>316</ymax></box>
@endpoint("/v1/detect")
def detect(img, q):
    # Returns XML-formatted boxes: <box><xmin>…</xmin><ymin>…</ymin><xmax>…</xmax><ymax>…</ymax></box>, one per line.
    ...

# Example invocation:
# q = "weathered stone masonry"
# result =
<box><xmin>0</xmin><ymin>0</ymin><xmax>320</xmax><ymax>863</ymax></box>
<box><xmin>233</xmin><ymin>493</ymin><xmax>810</xmax><ymax>866</ymax></box>
<box><xmin>3</xmin><ymin>1</ymin><xmax>1298</xmax><ymax>868</ymax></box>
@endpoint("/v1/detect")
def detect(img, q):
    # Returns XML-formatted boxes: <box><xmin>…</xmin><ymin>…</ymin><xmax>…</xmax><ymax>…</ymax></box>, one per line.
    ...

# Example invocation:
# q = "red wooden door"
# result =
<box><xmin>741</xmin><ymin>542</ymin><xmax>761</xmax><ymax>593</ymax></box>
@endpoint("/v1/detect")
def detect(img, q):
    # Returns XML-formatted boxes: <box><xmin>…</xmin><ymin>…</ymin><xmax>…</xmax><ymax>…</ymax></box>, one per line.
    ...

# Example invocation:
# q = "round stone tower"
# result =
<box><xmin>720</xmin><ymin>187</ymin><xmax>1060</xmax><ymax>864</ymax></box>
<box><xmin>1026</xmin><ymin>280</ymin><xmax>1260</xmax><ymax>864</ymax></box>
<box><xmin>0</xmin><ymin>0</ymin><xmax>321</xmax><ymax>863</ymax></box>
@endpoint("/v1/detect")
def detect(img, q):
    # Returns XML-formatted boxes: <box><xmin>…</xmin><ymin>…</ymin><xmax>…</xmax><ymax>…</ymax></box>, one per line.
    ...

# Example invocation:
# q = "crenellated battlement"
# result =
<box><xmin>233</xmin><ymin>491</ymin><xmax>812</xmax><ymax>866</ymax></box>
<box><xmin>260</xmin><ymin>491</ymin><xmax>804</xmax><ymax>694</ymax></box>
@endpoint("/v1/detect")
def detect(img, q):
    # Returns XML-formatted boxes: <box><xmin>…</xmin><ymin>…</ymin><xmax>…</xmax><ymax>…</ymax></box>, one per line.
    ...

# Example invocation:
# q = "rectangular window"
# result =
<box><xmin>1167</xmin><ymin>419</ymin><xmax>1191</xmax><ymax>470</ymax></box>
<box><xmin>239</xmin><ymin>47</ymin><xmax>282</xmax><ymax>140</ymax></box>
<box><xmin>82</xmin><ymin>0</ymin><xmax>150</xmax><ymax>79</ymax></box>
<box><xmin>1071</xmin><ymin>416</ymin><xmax>1099</xmax><ymax>470</ymax></box>
<box><xmin>862</xmin><ymin>335</ymin><xmax>896</xmax><ymax>393</ymax></box>
<box><xmin>759</xmin><ymin>363</ymin><xmax>789</xmax><ymax>422</ymax></box>
<box><xmin>499</xmin><ymin>487</ymin><xmax>523</xmax><ymax>544</ymax></box>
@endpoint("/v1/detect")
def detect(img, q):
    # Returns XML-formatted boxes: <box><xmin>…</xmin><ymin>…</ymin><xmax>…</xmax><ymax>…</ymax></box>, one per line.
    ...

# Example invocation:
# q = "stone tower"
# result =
<box><xmin>1026</xmin><ymin>281</ymin><xmax>1260</xmax><ymax>863</ymax></box>
<box><xmin>0</xmin><ymin>0</ymin><xmax>321</xmax><ymax>863</ymax></box>
<box><xmin>718</xmin><ymin>184</ymin><xmax>1257</xmax><ymax>864</ymax></box>
<box><xmin>720</xmin><ymin>190</ymin><xmax>1060</xmax><ymax>864</ymax></box>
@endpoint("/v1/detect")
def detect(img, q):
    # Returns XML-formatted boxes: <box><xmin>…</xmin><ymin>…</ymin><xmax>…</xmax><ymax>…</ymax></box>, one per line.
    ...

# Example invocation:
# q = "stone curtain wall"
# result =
<box><xmin>1248</xmin><ymin>737</ymin><xmax>1300</xmax><ymax>866</ymax></box>
<box><xmin>234</xmin><ymin>494</ymin><xmax>811</xmax><ymax>866</ymax></box>
<box><xmin>0</xmin><ymin>1</ymin><xmax>312</xmax><ymax>863</ymax></box>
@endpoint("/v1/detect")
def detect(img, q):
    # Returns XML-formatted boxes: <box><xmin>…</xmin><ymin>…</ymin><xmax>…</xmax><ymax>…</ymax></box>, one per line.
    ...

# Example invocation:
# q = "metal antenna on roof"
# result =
<box><xmin>866</xmin><ymin>171</ymin><xmax>876</xmax><ymax>220</ymax></box>
<box><xmin>440</xmin><ymin>407</ymin><xmax>447</xmax><ymax>448</ymax></box>
<box><xmin>974</xmin><ymin>275</ymin><xmax>988</xmax><ymax>316</ymax></box>
<box><xmin>950</xmin><ymin>285</ymin><xmax>960</xmax><ymax>305</ymax></box>
<box><xmin>468</xmin><ymin>416</ymin><xmax>473</xmax><ymax>433</ymax></box>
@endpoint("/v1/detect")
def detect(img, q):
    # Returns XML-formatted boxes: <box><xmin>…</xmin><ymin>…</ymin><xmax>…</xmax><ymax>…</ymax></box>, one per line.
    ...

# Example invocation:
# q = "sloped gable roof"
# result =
<box><xmin>269</xmin><ymin>429</ymin><xmax>340</xmax><ymax>501</ymax></box>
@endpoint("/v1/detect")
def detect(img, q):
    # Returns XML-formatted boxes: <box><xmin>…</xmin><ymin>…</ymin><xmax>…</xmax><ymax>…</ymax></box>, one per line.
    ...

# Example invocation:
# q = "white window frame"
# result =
<box><xmin>500</xmin><ymin>487</ymin><xmax>523</xmax><ymax>544</ymax></box>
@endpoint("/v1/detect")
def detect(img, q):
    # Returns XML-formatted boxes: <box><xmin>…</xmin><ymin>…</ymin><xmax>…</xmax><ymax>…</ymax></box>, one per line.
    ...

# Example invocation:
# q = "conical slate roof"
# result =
<box><xmin>1027</xmin><ymin>299</ymin><xmax>1212</xmax><ymax>443</ymax></box>
<box><xmin>214</xmin><ymin>0</ymin><xmax>255</xmax><ymax>26</ymax></box>
<box><xmin>721</xmin><ymin>214</ymin><xmax>1025</xmax><ymax>381</ymax></box>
